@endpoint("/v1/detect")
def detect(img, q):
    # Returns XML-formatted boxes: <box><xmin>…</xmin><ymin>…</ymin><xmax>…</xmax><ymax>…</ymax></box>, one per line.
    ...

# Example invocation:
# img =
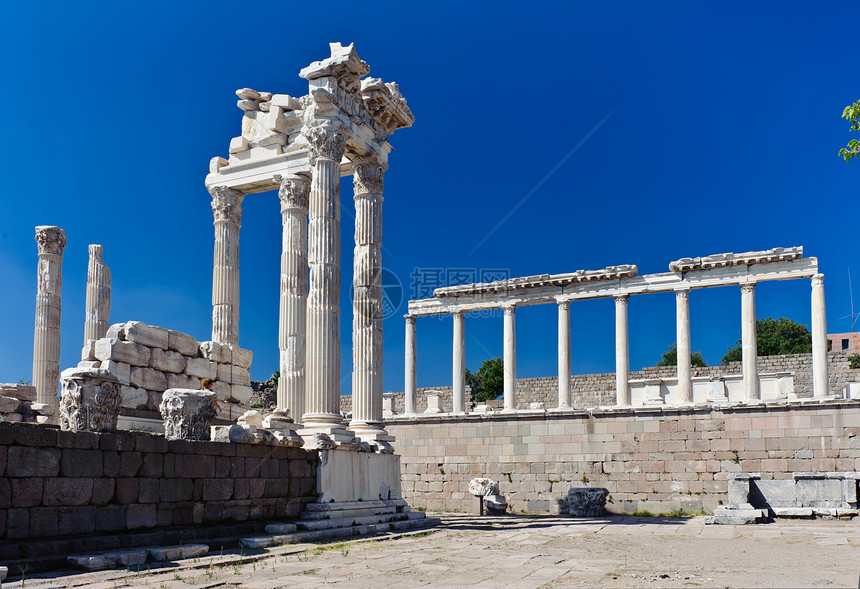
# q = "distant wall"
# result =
<box><xmin>386</xmin><ymin>400</ymin><xmax>860</xmax><ymax>515</ymax></box>
<box><xmin>0</xmin><ymin>423</ymin><xmax>317</xmax><ymax>559</ymax></box>
<box><xmin>339</xmin><ymin>351</ymin><xmax>860</xmax><ymax>414</ymax></box>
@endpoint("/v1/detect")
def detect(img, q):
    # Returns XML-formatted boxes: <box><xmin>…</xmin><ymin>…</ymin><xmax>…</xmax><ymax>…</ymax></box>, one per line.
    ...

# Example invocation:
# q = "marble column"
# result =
<box><xmin>741</xmin><ymin>282</ymin><xmax>759</xmax><ymax>401</ymax></box>
<box><xmin>675</xmin><ymin>288</ymin><xmax>693</xmax><ymax>404</ymax></box>
<box><xmin>33</xmin><ymin>225</ymin><xmax>66</xmax><ymax>415</ymax></box>
<box><xmin>275</xmin><ymin>174</ymin><xmax>310</xmax><ymax>424</ymax></box>
<box><xmin>452</xmin><ymin>311</ymin><xmax>465</xmax><ymax>413</ymax></box>
<box><xmin>557</xmin><ymin>299</ymin><xmax>571</xmax><ymax>409</ymax></box>
<box><xmin>210</xmin><ymin>186</ymin><xmax>244</xmax><ymax>345</ymax></box>
<box><xmin>615</xmin><ymin>295</ymin><xmax>630</xmax><ymax>406</ymax></box>
<box><xmin>503</xmin><ymin>303</ymin><xmax>517</xmax><ymax>411</ymax></box>
<box><xmin>301</xmin><ymin>125</ymin><xmax>351</xmax><ymax>440</ymax></box>
<box><xmin>404</xmin><ymin>315</ymin><xmax>417</xmax><ymax>415</ymax></box>
<box><xmin>83</xmin><ymin>244</ymin><xmax>111</xmax><ymax>356</ymax></box>
<box><xmin>351</xmin><ymin>158</ymin><xmax>388</xmax><ymax>438</ymax></box>
<box><xmin>811</xmin><ymin>273</ymin><xmax>830</xmax><ymax>398</ymax></box>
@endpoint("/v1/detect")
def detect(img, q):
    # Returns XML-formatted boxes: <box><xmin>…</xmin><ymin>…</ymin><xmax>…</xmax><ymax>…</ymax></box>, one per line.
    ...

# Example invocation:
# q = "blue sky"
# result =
<box><xmin>0</xmin><ymin>2</ymin><xmax>857</xmax><ymax>395</ymax></box>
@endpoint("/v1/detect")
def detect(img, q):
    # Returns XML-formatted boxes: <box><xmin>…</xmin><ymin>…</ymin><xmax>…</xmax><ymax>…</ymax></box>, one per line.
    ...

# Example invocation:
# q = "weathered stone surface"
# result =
<box><xmin>160</xmin><ymin>389</ymin><xmax>218</xmax><ymax>441</ymax></box>
<box><xmin>168</xmin><ymin>330</ymin><xmax>200</xmax><ymax>356</ymax></box>
<box><xmin>0</xmin><ymin>395</ymin><xmax>19</xmax><ymax>413</ymax></box>
<box><xmin>186</xmin><ymin>357</ymin><xmax>217</xmax><ymax>380</ymax></box>
<box><xmin>31</xmin><ymin>402</ymin><xmax>55</xmax><ymax>416</ymax></box>
<box><xmin>231</xmin><ymin>366</ymin><xmax>251</xmax><ymax>386</ymax></box>
<box><xmin>0</xmin><ymin>566</ymin><xmax>7</xmax><ymax>581</ymax></box>
<box><xmin>231</xmin><ymin>384</ymin><xmax>253</xmax><ymax>404</ymax></box>
<box><xmin>230</xmin><ymin>345</ymin><xmax>253</xmax><ymax>369</ymax></box>
<box><xmin>200</xmin><ymin>341</ymin><xmax>232</xmax><ymax>364</ymax></box>
<box><xmin>99</xmin><ymin>360</ymin><xmax>130</xmax><ymax>385</ymax></box>
<box><xmin>105</xmin><ymin>322</ymin><xmax>126</xmax><ymax>339</ymax></box>
<box><xmin>468</xmin><ymin>478</ymin><xmax>499</xmax><ymax>497</ymax></box>
<box><xmin>6</xmin><ymin>446</ymin><xmax>60</xmax><ymax>477</ymax></box>
<box><xmin>120</xmin><ymin>386</ymin><xmax>148</xmax><ymax>409</ymax></box>
<box><xmin>59</xmin><ymin>505</ymin><xmax>96</xmax><ymax>534</ymax></box>
<box><xmin>0</xmin><ymin>383</ymin><xmax>37</xmax><ymax>402</ymax></box>
<box><xmin>61</xmin><ymin>449</ymin><xmax>104</xmax><ymax>477</ymax></box>
<box><xmin>167</xmin><ymin>373</ymin><xmax>202</xmax><ymax>390</ymax></box>
<box><xmin>147</xmin><ymin>544</ymin><xmax>209</xmax><ymax>562</ymax></box>
<box><xmin>129</xmin><ymin>367</ymin><xmax>168</xmax><ymax>392</ymax></box>
<box><xmin>150</xmin><ymin>348</ymin><xmax>187</xmax><ymax>374</ymax></box>
<box><xmin>126</xmin><ymin>503</ymin><xmax>157</xmax><ymax>528</ymax></box>
<box><xmin>69</xmin><ymin>554</ymin><xmax>118</xmax><ymax>571</ymax></box>
<box><xmin>125</xmin><ymin>321</ymin><xmax>169</xmax><ymax>350</ymax></box>
<box><xmin>706</xmin><ymin>507</ymin><xmax>768</xmax><ymax>525</ymax></box>
<box><xmin>43</xmin><ymin>478</ymin><xmax>93</xmax><ymax>505</ymax></box>
<box><xmin>94</xmin><ymin>339</ymin><xmax>151</xmax><ymax>367</ymax></box>
<box><xmin>10</xmin><ymin>477</ymin><xmax>43</xmax><ymax>507</ymax></box>
<box><xmin>30</xmin><ymin>506</ymin><xmax>59</xmax><ymax>536</ymax></box>
<box><xmin>238</xmin><ymin>410</ymin><xmax>264</xmax><ymax>427</ymax></box>
<box><xmin>567</xmin><ymin>488</ymin><xmax>609</xmax><ymax>517</ymax></box>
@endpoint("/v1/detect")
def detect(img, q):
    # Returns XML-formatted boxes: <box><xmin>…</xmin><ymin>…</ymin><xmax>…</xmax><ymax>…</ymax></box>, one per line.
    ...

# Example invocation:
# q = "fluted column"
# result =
<box><xmin>615</xmin><ymin>295</ymin><xmax>630</xmax><ymax>406</ymax></box>
<box><xmin>275</xmin><ymin>174</ymin><xmax>310</xmax><ymax>423</ymax></box>
<box><xmin>503</xmin><ymin>303</ymin><xmax>517</xmax><ymax>411</ymax></box>
<box><xmin>404</xmin><ymin>315</ymin><xmax>417</xmax><ymax>415</ymax></box>
<box><xmin>83</xmin><ymin>244</ymin><xmax>111</xmax><ymax>356</ymax></box>
<box><xmin>33</xmin><ymin>225</ymin><xmax>66</xmax><ymax>416</ymax></box>
<box><xmin>811</xmin><ymin>273</ymin><xmax>830</xmax><ymax>398</ymax></box>
<box><xmin>557</xmin><ymin>299</ymin><xmax>571</xmax><ymax>408</ymax></box>
<box><xmin>676</xmin><ymin>288</ymin><xmax>692</xmax><ymax>404</ymax></box>
<box><xmin>452</xmin><ymin>311</ymin><xmax>465</xmax><ymax>413</ymax></box>
<box><xmin>741</xmin><ymin>282</ymin><xmax>759</xmax><ymax>401</ymax></box>
<box><xmin>301</xmin><ymin>125</ymin><xmax>351</xmax><ymax>439</ymax></box>
<box><xmin>351</xmin><ymin>158</ymin><xmax>388</xmax><ymax>438</ymax></box>
<box><xmin>210</xmin><ymin>186</ymin><xmax>244</xmax><ymax>345</ymax></box>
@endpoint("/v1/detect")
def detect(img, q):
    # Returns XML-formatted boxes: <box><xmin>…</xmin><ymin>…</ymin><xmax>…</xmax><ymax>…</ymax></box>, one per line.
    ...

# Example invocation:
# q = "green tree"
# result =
<box><xmin>839</xmin><ymin>100</ymin><xmax>860</xmax><ymax>162</ymax></box>
<box><xmin>465</xmin><ymin>357</ymin><xmax>504</xmax><ymax>402</ymax></box>
<box><xmin>656</xmin><ymin>343</ymin><xmax>707</xmax><ymax>367</ymax></box>
<box><xmin>720</xmin><ymin>317</ymin><xmax>812</xmax><ymax>365</ymax></box>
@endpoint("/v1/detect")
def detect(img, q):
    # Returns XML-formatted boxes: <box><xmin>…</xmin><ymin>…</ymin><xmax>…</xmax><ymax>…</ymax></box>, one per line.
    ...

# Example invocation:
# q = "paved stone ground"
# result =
<box><xmin>3</xmin><ymin>515</ymin><xmax>860</xmax><ymax>588</ymax></box>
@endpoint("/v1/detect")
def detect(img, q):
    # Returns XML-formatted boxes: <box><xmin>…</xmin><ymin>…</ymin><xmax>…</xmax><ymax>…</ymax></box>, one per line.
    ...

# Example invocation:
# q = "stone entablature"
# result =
<box><xmin>433</xmin><ymin>265</ymin><xmax>639</xmax><ymax>298</ymax></box>
<box><xmin>668</xmin><ymin>246</ymin><xmax>804</xmax><ymax>273</ymax></box>
<box><xmin>77</xmin><ymin>321</ymin><xmax>252</xmax><ymax>416</ymax></box>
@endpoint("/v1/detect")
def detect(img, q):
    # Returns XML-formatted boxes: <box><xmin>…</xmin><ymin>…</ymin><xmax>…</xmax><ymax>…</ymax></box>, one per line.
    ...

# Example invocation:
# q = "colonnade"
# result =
<box><xmin>208</xmin><ymin>127</ymin><xmax>390</xmax><ymax>443</ymax></box>
<box><xmin>403</xmin><ymin>274</ymin><xmax>831</xmax><ymax>412</ymax></box>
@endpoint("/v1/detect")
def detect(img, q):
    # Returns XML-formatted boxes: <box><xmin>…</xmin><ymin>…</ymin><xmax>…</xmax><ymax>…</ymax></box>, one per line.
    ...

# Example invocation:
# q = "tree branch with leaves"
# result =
<box><xmin>839</xmin><ymin>100</ymin><xmax>860</xmax><ymax>162</ymax></box>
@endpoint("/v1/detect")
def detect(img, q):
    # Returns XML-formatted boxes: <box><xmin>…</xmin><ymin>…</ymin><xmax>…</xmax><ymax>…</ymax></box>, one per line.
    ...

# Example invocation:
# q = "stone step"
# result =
<box><xmin>301</xmin><ymin>505</ymin><xmax>397</xmax><ymax>520</ymax></box>
<box><xmin>303</xmin><ymin>500</ymin><xmax>388</xmax><ymax>512</ymax></box>
<box><xmin>239</xmin><ymin>516</ymin><xmax>440</xmax><ymax>549</ymax></box>
<box><xmin>296</xmin><ymin>510</ymin><xmax>427</xmax><ymax>532</ymax></box>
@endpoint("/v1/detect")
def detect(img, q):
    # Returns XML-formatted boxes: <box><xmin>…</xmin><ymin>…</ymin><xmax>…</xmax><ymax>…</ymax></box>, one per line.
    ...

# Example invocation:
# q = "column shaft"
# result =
<box><xmin>404</xmin><ymin>315</ymin><xmax>417</xmax><ymax>414</ymax></box>
<box><xmin>351</xmin><ymin>160</ymin><xmax>387</xmax><ymax>436</ymax></box>
<box><xmin>615</xmin><ymin>295</ymin><xmax>630</xmax><ymax>405</ymax></box>
<box><xmin>452</xmin><ymin>312</ymin><xmax>465</xmax><ymax>413</ymax></box>
<box><xmin>210</xmin><ymin>186</ymin><xmax>244</xmax><ymax>345</ymax></box>
<box><xmin>83</xmin><ymin>244</ymin><xmax>111</xmax><ymax>352</ymax></box>
<box><xmin>276</xmin><ymin>174</ymin><xmax>310</xmax><ymax>423</ymax></box>
<box><xmin>676</xmin><ymin>289</ymin><xmax>692</xmax><ymax>404</ymax></box>
<box><xmin>33</xmin><ymin>225</ymin><xmax>66</xmax><ymax>415</ymax></box>
<box><xmin>557</xmin><ymin>300</ymin><xmax>571</xmax><ymax>408</ymax></box>
<box><xmin>503</xmin><ymin>304</ymin><xmax>517</xmax><ymax>411</ymax></box>
<box><xmin>303</xmin><ymin>126</ymin><xmax>348</xmax><ymax>435</ymax></box>
<box><xmin>741</xmin><ymin>283</ymin><xmax>759</xmax><ymax>401</ymax></box>
<box><xmin>811</xmin><ymin>274</ymin><xmax>829</xmax><ymax>398</ymax></box>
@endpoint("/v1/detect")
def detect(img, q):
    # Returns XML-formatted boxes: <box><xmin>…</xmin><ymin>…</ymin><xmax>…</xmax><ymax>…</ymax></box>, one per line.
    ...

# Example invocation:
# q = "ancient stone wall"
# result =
<box><xmin>340</xmin><ymin>352</ymin><xmax>859</xmax><ymax>414</ymax></box>
<box><xmin>386</xmin><ymin>401</ymin><xmax>860</xmax><ymax>515</ymax></box>
<box><xmin>78</xmin><ymin>321</ymin><xmax>253</xmax><ymax>417</ymax></box>
<box><xmin>0</xmin><ymin>423</ymin><xmax>317</xmax><ymax>559</ymax></box>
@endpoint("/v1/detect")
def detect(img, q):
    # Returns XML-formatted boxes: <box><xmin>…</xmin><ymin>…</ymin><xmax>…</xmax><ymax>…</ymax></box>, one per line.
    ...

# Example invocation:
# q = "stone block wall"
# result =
<box><xmin>0</xmin><ymin>422</ymin><xmax>317</xmax><ymax>558</ymax></box>
<box><xmin>343</xmin><ymin>352</ymin><xmax>860</xmax><ymax>415</ymax></box>
<box><xmin>386</xmin><ymin>401</ymin><xmax>860</xmax><ymax>515</ymax></box>
<box><xmin>0</xmin><ymin>383</ymin><xmax>47</xmax><ymax>424</ymax></box>
<box><xmin>78</xmin><ymin>321</ymin><xmax>253</xmax><ymax>415</ymax></box>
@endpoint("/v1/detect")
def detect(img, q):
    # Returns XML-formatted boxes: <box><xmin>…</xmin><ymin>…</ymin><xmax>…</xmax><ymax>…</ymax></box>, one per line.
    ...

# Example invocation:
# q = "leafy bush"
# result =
<box><xmin>721</xmin><ymin>317</ymin><xmax>811</xmax><ymax>365</ymax></box>
<box><xmin>656</xmin><ymin>343</ymin><xmax>707</xmax><ymax>367</ymax></box>
<box><xmin>465</xmin><ymin>358</ymin><xmax>503</xmax><ymax>402</ymax></box>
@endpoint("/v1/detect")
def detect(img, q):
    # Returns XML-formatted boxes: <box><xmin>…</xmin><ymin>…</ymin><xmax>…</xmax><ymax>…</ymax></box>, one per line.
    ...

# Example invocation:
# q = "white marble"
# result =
<box><xmin>675</xmin><ymin>288</ymin><xmax>692</xmax><ymax>403</ymax></box>
<box><xmin>404</xmin><ymin>315</ymin><xmax>417</xmax><ymax>414</ymax></box>
<box><xmin>33</xmin><ymin>225</ymin><xmax>66</xmax><ymax>417</ymax></box>
<box><xmin>811</xmin><ymin>273</ymin><xmax>829</xmax><ymax>398</ymax></box>
<box><xmin>556</xmin><ymin>299</ymin><xmax>570</xmax><ymax>409</ymax></box>
<box><xmin>83</xmin><ymin>244</ymin><xmax>111</xmax><ymax>357</ymax></box>
<box><xmin>503</xmin><ymin>303</ymin><xmax>517</xmax><ymax>411</ymax></box>
<box><xmin>452</xmin><ymin>311</ymin><xmax>465</xmax><ymax>413</ymax></box>
<box><xmin>614</xmin><ymin>295</ymin><xmax>630</xmax><ymax>406</ymax></box>
<box><xmin>741</xmin><ymin>282</ymin><xmax>759</xmax><ymax>401</ymax></box>
<box><xmin>210</xmin><ymin>186</ymin><xmax>244</xmax><ymax>345</ymax></box>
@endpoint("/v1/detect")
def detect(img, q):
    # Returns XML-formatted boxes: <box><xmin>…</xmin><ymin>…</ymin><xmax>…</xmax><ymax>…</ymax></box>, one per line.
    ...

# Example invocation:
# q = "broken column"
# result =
<box><xmin>275</xmin><ymin>173</ymin><xmax>310</xmax><ymax>424</ymax></box>
<box><xmin>33</xmin><ymin>225</ymin><xmax>67</xmax><ymax>417</ymax></box>
<box><xmin>83</xmin><ymin>244</ymin><xmax>111</xmax><ymax>358</ymax></box>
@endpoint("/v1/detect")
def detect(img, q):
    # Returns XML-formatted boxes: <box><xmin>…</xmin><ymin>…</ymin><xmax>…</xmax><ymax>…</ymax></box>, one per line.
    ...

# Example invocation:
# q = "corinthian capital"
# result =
<box><xmin>276</xmin><ymin>174</ymin><xmax>310</xmax><ymax>211</ymax></box>
<box><xmin>353</xmin><ymin>159</ymin><xmax>385</xmax><ymax>196</ymax></box>
<box><xmin>812</xmin><ymin>273</ymin><xmax>824</xmax><ymax>287</ymax></box>
<box><xmin>35</xmin><ymin>226</ymin><xmax>67</xmax><ymax>256</ymax></box>
<box><xmin>209</xmin><ymin>186</ymin><xmax>245</xmax><ymax>224</ymax></box>
<box><xmin>740</xmin><ymin>282</ymin><xmax>756</xmax><ymax>294</ymax></box>
<box><xmin>305</xmin><ymin>125</ymin><xmax>347</xmax><ymax>163</ymax></box>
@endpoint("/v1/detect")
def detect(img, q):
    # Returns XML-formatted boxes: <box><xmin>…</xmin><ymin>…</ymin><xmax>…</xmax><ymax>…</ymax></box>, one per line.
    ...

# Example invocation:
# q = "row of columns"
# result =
<box><xmin>208</xmin><ymin>124</ymin><xmax>389</xmax><ymax>442</ymax></box>
<box><xmin>403</xmin><ymin>274</ymin><xmax>831</xmax><ymax>412</ymax></box>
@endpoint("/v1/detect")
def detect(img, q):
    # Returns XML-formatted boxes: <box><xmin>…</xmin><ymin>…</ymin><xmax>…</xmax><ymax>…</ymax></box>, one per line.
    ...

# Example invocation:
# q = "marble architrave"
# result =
<box><xmin>33</xmin><ymin>225</ymin><xmax>67</xmax><ymax>419</ymax></box>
